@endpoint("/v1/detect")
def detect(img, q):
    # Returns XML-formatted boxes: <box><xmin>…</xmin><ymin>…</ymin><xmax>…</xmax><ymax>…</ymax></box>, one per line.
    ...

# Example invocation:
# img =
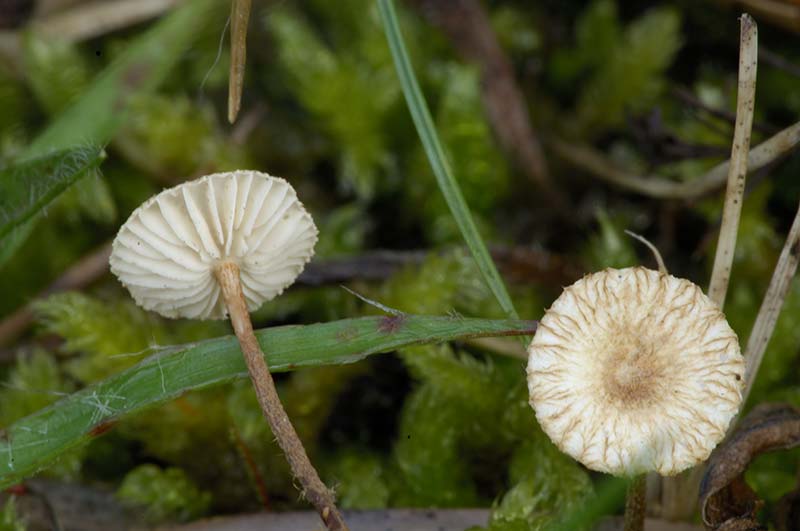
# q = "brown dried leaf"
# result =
<box><xmin>700</xmin><ymin>403</ymin><xmax>800</xmax><ymax>530</ymax></box>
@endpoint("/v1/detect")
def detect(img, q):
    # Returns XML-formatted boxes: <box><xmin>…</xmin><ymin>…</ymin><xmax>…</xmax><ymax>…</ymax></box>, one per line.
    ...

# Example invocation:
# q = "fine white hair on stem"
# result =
<box><xmin>742</xmin><ymin>202</ymin><xmax>800</xmax><ymax>402</ymax></box>
<box><xmin>707</xmin><ymin>13</ymin><xmax>758</xmax><ymax>308</ymax></box>
<box><xmin>624</xmin><ymin>230</ymin><xmax>667</xmax><ymax>274</ymax></box>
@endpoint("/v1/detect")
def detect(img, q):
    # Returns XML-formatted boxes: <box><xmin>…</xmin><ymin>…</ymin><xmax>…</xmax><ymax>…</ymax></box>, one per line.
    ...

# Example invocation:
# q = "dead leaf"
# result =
<box><xmin>700</xmin><ymin>403</ymin><xmax>800</xmax><ymax>530</ymax></box>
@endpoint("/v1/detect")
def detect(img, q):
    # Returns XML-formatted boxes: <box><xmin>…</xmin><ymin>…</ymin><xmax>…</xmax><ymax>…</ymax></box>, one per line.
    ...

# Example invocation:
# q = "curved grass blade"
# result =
<box><xmin>0</xmin><ymin>315</ymin><xmax>535</xmax><ymax>487</ymax></box>
<box><xmin>0</xmin><ymin>145</ymin><xmax>104</xmax><ymax>239</ymax></box>
<box><xmin>377</xmin><ymin>0</ymin><xmax>519</xmax><ymax>321</ymax></box>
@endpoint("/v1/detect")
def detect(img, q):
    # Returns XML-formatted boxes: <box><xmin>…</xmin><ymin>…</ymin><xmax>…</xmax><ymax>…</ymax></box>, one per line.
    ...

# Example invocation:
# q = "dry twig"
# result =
<box><xmin>406</xmin><ymin>0</ymin><xmax>565</xmax><ymax>207</ymax></box>
<box><xmin>0</xmin><ymin>243</ymin><xmax>112</xmax><ymax>350</ymax></box>
<box><xmin>707</xmin><ymin>14</ymin><xmax>758</xmax><ymax>307</ymax></box>
<box><xmin>661</xmin><ymin>14</ymin><xmax>758</xmax><ymax>521</ymax></box>
<box><xmin>550</xmin><ymin>118</ymin><xmax>800</xmax><ymax>200</ymax></box>
<box><xmin>228</xmin><ymin>0</ymin><xmax>251</xmax><ymax>123</ymax></box>
<box><xmin>741</xmin><ymin>202</ymin><xmax>800</xmax><ymax>402</ymax></box>
<box><xmin>0</xmin><ymin>246</ymin><xmax>579</xmax><ymax>351</ymax></box>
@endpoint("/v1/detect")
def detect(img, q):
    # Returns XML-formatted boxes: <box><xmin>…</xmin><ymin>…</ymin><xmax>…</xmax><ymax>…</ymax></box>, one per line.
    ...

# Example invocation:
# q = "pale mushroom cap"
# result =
<box><xmin>527</xmin><ymin>267</ymin><xmax>744</xmax><ymax>476</ymax></box>
<box><xmin>110</xmin><ymin>170</ymin><xmax>318</xmax><ymax>320</ymax></box>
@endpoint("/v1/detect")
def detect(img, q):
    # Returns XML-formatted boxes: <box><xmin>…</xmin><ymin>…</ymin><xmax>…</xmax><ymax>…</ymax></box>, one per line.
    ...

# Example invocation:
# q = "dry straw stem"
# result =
<box><xmin>741</xmin><ymin>203</ymin><xmax>800</xmax><ymax>402</ymax></box>
<box><xmin>661</xmin><ymin>14</ymin><xmax>757</xmax><ymax>520</ymax></box>
<box><xmin>550</xmin><ymin>118</ymin><xmax>800</xmax><ymax>200</ymax></box>
<box><xmin>34</xmin><ymin>0</ymin><xmax>180</xmax><ymax>41</ymax></box>
<box><xmin>215</xmin><ymin>262</ymin><xmax>348</xmax><ymax>531</ymax></box>
<box><xmin>228</xmin><ymin>0</ymin><xmax>251</xmax><ymax>123</ymax></box>
<box><xmin>707</xmin><ymin>14</ymin><xmax>758</xmax><ymax>307</ymax></box>
<box><xmin>624</xmin><ymin>230</ymin><xmax>667</xmax><ymax>274</ymax></box>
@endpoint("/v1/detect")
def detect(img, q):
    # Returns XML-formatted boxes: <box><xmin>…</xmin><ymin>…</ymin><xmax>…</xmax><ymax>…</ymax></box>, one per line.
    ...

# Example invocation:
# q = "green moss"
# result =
<box><xmin>117</xmin><ymin>464</ymin><xmax>211</xmax><ymax>523</ymax></box>
<box><xmin>324</xmin><ymin>449</ymin><xmax>390</xmax><ymax>509</ymax></box>
<box><xmin>408</xmin><ymin>64</ymin><xmax>509</xmax><ymax>243</ymax></box>
<box><xmin>392</xmin><ymin>384</ymin><xmax>479</xmax><ymax>506</ymax></box>
<box><xmin>582</xmin><ymin>209</ymin><xmax>637</xmax><ymax>270</ymax></box>
<box><xmin>33</xmin><ymin>292</ymin><xmax>224</xmax><ymax>383</ymax></box>
<box><xmin>0</xmin><ymin>497</ymin><xmax>25</xmax><ymax>531</ymax></box>
<box><xmin>266</xmin><ymin>2</ymin><xmax>402</xmax><ymax>199</ymax></box>
<box><xmin>22</xmin><ymin>33</ymin><xmax>91</xmax><ymax>115</ymax></box>
<box><xmin>0</xmin><ymin>349</ymin><xmax>83</xmax><ymax>479</ymax></box>
<box><xmin>552</xmin><ymin>0</ymin><xmax>682</xmax><ymax>138</ymax></box>
<box><xmin>314</xmin><ymin>203</ymin><xmax>370</xmax><ymax>257</ymax></box>
<box><xmin>115</xmin><ymin>93</ymin><xmax>251</xmax><ymax>178</ymax></box>
<box><xmin>483</xmin><ymin>439</ymin><xmax>592</xmax><ymax>530</ymax></box>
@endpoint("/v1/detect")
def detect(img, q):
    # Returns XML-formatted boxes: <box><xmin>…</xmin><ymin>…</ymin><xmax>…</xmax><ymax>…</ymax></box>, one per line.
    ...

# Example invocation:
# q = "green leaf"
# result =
<box><xmin>0</xmin><ymin>146</ymin><xmax>104</xmax><ymax>240</ymax></box>
<box><xmin>4</xmin><ymin>0</ymin><xmax>218</xmax><ymax>263</ymax></box>
<box><xmin>377</xmin><ymin>0</ymin><xmax>519</xmax><ymax>321</ymax></box>
<box><xmin>0</xmin><ymin>315</ymin><xmax>534</xmax><ymax>487</ymax></box>
<box><xmin>22</xmin><ymin>0</ymin><xmax>217</xmax><ymax>159</ymax></box>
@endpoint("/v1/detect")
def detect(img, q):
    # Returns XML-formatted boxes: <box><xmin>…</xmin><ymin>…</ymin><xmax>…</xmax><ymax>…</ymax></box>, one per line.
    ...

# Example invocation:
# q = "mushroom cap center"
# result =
<box><xmin>601</xmin><ymin>331</ymin><xmax>669</xmax><ymax>409</ymax></box>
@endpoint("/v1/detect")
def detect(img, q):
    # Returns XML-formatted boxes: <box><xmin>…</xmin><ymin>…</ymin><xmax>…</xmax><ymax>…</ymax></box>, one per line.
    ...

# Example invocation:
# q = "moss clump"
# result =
<box><xmin>117</xmin><ymin>464</ymin><xmax>211</xmax><ymax>523</ymax></box>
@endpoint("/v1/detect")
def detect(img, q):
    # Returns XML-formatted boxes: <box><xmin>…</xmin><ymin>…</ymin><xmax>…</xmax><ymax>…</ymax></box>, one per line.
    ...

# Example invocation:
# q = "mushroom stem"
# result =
<box><xmin>215</xmin><ymin>261</ymin><xmax>348</xmax><ymax>531</ymax></box>
<box><xmin>623</xmin><ymin>475</ymin><xmax>647</xmax><ymax>531</ymax></box>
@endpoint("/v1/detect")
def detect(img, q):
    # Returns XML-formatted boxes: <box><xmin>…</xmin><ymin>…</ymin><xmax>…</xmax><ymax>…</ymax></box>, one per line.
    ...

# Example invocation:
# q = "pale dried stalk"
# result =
<box><xmin>549</xmin><ymin>119</ymin><xmax>800</xmax><ymax>200</ymax></box>
<box><xmin>32</xmin><ymin>0</ymin><xmax>182</xmax><ymax>40</ymax></box>
<box><xmin>466</xmin><ymin>337</ymin><xmax>527</xmax><ymax>360</ymax></box>
<box><xmin>228</xmin><ymin>0</ymin><xmax>251</xmax><ymax>123</ymax></box>
<box><xmin>661</xmin><ymin>14</ymin><xmax>757</xmax><ymax>521</ymax></box>
<box><xmin>742</xmin><ymin>203</ymin><xmax>800</xmax><ymax>401</ymax></box>
<box><xmin>624</xmin><ymin>230</ymin><xmax>667</xmax><ymax>274</ymax></box>
<box><xmin>707</xmin><ymin>14</ymin><xmax>758</xmax><ymax>307</ymax></box>
<box><xmin>663</xmin><ymin>144</ymin><xmax>800</xmax><ymax>530</ymax></box>
<box><xmin>215</xmin><ymin>262</ymin><xmax>348</xmax><ymax>531</ymax></box>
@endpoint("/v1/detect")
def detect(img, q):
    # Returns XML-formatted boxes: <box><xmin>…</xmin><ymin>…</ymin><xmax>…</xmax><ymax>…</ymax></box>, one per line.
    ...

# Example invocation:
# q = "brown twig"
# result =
<box><xmin>670</xmin><ymin>86</ymin><xmax>776</xmax><ymax>135</ymax></box>
<box><xmin>406</xmin><ymin>0</ymin><xmax>565</xmax><ymax>208</ymax></box>
<box><xmin>214</xmin><ymin>262</ymin><xmax>347</xmax><ymax>531</ymax></box>
<box><xmin>229</xmin><ymin>426</ymin><xmax>270</xmax><ymax>510</ymax></box>
<box><xmin>716</xmin><ymin>0</ymin><xmax>800</xmax><ymax>33</ymax></box>
<box><xmin>0</xmin><ymin>246</ymin><xmax>579</xmax><ymax>351</ymax></box>
<box><xmin>0</xmin><ymin>243</ymin><xmax>112</xmax><ymax>349</ymax></box>
<box><xmin>623</xmin><ymin>475</ymin><xmax>647</xmax><ymax>531</ymax></box>
<box><xmin>759</xmin><ymin>46</ymin><xmax>800</xmax><ymax>78</ymax></box>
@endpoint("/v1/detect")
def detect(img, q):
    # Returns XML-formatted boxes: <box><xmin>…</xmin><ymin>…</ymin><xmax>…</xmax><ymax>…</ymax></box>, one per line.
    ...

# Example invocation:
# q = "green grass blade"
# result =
<box><xmin>0</xmin><ymin>146</ymin><xmax>104</xmax><ymax>240</ymax></box>
<box><xmin>0</xmin><ymin>315</ymin><xmax>534</xmax><ymax>487</ymax></box>
<box><xmin>377</xmin><ymin>0</ymin><xmax>519</xmax><ymax>320</ymax></box>
<box><xmin>0</xmin><ymin>143</ymin><xmax>102</xmax><ymax>266</ymax></box>
<box><xmin>23</xmin><ymin>0</ymin><xmax>218</xmax><ymax>158</ymax></box>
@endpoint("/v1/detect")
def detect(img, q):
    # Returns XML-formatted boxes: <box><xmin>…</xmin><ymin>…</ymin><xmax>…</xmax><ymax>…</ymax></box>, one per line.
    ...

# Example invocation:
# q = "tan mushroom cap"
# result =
<box><xmin>110</xmin><ymin>170</ymin><xmax>318</xmax><ymax>320</ymax></box>
<box><xmin>527</xmin><ymin>267</ymin><xmax>744</xmax><ymax>476</ymax></box>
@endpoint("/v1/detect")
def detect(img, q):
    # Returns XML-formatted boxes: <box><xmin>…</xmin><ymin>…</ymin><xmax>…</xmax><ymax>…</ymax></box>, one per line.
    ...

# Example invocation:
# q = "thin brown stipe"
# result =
<box><xmin>215</xmin><ymin>261</ymin><xmax>348</xmax><ymax>531</ymax></box>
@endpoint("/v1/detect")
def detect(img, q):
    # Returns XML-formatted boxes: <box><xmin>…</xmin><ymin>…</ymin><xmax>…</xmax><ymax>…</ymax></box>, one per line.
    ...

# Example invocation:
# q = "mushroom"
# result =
<box><xmin>110</xmin><ymin>170</ymin><xmax>347</xmax><ymax>531</ymax></box>
<box><xmin>527</xmin><ymin>267</ymin><xmax>744</xmax><ymax>530</ymax></box>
